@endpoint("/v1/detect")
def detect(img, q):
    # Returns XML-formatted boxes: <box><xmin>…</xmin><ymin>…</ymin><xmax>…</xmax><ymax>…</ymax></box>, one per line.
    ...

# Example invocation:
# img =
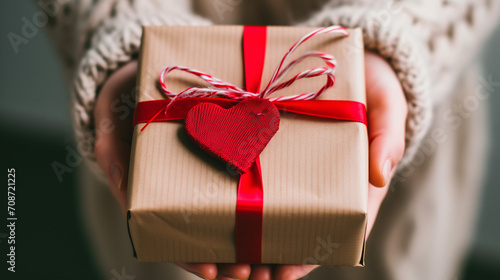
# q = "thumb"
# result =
<box><xmin>365</xmin><ymin>52</ymin><xmax>407</xmax><ymax>187</ymax></box>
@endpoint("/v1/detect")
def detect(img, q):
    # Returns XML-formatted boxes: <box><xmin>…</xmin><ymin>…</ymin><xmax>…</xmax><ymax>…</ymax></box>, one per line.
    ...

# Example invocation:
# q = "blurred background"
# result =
<box><xmin>0</xmin><ymin>1</ymin><xmax>499</xmax><ymax>279</ymax></box>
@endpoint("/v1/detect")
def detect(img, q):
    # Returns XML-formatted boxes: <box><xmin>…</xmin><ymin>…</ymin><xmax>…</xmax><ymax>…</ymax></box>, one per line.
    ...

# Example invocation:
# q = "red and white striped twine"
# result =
<box><xmin>158</xmin><ymin>26</ymin><xmax>349</xmax><ymax>105</ymax></box>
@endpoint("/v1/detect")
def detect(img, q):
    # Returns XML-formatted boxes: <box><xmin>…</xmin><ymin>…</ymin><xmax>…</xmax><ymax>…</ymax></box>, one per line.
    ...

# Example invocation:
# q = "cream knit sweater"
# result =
<box><xmin>41</xmin><ymin>0</ymin><xmax>499</xmax><ymax>177</ymax></box>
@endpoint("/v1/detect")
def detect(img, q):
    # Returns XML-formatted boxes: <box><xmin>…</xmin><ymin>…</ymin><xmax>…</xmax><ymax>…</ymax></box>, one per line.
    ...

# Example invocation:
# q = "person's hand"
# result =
<box><xmin>93</xmin><ymin>50</ymin><xmax>407</xmax><ymax>280</ymax></box>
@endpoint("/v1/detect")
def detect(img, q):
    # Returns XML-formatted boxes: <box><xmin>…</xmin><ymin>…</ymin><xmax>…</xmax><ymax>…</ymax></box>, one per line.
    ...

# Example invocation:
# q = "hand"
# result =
<box><xmin>93</xmin><ymin>50</ymin><xmax>407</xmax><ymax>279</ymax></box>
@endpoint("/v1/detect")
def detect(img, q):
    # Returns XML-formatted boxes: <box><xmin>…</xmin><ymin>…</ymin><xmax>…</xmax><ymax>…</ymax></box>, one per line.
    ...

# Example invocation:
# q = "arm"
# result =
<box><xmin>40</xmin><ymin>1</ymin><xmax>225</xmax><ymax>278</ymax></box>
<box><xmin>303</xmin><ymin>0</ymin><xmax>500</xmax><ymax>169</ymax></box>
<box><xmin>39</xmin><ymin>0</ymin><xmax>212</xmax><ymax>179</ymax></box>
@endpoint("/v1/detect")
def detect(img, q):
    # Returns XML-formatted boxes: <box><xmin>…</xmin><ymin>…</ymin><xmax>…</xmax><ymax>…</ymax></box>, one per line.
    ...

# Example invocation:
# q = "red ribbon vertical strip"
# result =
<box><xmin>236</xmin><ymin>26</ymin><xmax>267</xmax><ymax>264</ymax></box>
<box><xmin>243</xmin><ymin>26</ymin><xmax>267</xmax><ymax>93</ymax></box>
<box><xmin>236</xmin><ymin>158</ymin><xmax>264</xmax><ymax>263</ymax></box>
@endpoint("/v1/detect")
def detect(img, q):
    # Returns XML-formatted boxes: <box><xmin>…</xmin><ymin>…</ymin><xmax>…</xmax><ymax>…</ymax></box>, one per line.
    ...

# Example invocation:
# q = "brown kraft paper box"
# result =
<box><xmin>127</xmin><ymin>25</ymin><xmax>368</xmax><ymax>266</ymax></box>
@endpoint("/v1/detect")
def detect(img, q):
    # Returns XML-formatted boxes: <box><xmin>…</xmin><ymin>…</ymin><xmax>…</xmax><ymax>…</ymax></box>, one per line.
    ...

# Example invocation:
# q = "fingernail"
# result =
<box><xmin>382</xmin><ymin>159</ymin><xmax>391</xmax><ymax>185</ymax></box>
<box><xmin>194</xmin><ymin>273</ymin><xmax>214</xmax><ymax>280</ymax></box>
<box><xmin>222</xmin><ymin>275</ymin><xmax>247</xmax><ymax>280</ymax></box>
<box><xmin>111</xmin><ymin>164</ymin><xmax>123</xmax><ymax>190</ymax></box>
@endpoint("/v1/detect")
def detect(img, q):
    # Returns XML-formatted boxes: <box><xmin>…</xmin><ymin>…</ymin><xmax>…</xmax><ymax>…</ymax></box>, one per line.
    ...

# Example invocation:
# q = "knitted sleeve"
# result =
<box><xmin>40</xmin><ymin>0</ymin><xmax>211</xmax><ymax>176</ymax></box>
<box><xmin>303</xmin><ymin>0</ymin><xmax>500</xmax><ymax>168</ymax></box>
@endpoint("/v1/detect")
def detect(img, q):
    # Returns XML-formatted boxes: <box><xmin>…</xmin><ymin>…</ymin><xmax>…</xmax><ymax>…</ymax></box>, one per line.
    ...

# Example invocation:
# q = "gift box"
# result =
<box><xmin>127</xmin><ymin>25</ymin><xmax>368</xmax><ymax>266</ymax></box>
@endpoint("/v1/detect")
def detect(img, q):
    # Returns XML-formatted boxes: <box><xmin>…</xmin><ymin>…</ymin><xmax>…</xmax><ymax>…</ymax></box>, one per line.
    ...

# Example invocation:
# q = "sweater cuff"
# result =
<box><xmin>71</xmin><ymin>11</ymin><xmax>211</xmax><ymax>180</ymax></box>
<box><xmin>301</xmin><ymin>5</ymin><xmax>433</xmax><ymax>170</ymax></box>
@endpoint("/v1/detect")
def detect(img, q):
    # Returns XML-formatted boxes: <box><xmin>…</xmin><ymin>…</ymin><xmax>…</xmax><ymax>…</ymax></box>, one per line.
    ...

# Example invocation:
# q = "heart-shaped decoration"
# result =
<box><xmin>184</xmin><ymin>98</ymin><xmax>280</xmax><ymax>174</ymax></box>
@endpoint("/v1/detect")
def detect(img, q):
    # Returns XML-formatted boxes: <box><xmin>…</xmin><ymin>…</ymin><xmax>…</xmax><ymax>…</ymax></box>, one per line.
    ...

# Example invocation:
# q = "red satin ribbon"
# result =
<box><xmin>132</xmin><ymin>26</ymin><xmax>367</xmax><ymax>264</ymax></box>
<box><xmin>236</xmin><ymin>26</ymin><xmax>267</xmax><ymax>264</ymax></box>
<box><xmin>133</xmin><ymin>98</ymin><xmax>367</xmax><ymax>125</ymax></box>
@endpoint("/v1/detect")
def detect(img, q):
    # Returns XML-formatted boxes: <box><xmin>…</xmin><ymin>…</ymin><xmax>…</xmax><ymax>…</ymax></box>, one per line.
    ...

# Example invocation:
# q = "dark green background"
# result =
<box><xmin>1</xmin><ymin>1</ymin><xmax>499</xmax><ymax>279</ymax></box>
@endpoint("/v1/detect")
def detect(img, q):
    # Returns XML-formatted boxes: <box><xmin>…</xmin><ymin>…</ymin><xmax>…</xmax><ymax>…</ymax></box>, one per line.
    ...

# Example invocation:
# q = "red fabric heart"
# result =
<box><xmin>184</xmin><ymin>98</ymin><xmax>280</xmax><ymax>174</ymax></box>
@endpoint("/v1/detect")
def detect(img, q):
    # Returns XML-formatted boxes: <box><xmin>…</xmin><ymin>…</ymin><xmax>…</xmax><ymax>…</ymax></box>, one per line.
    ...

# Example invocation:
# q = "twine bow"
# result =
<box><xmin>158</xmin><ymin>26</ymin><xmax>349</xmax><ymax>104</ymax></box>
<box><xmin>140</xmin><ymin>26</ymin><xmax>349</xmax><ymax>132</ymax></box>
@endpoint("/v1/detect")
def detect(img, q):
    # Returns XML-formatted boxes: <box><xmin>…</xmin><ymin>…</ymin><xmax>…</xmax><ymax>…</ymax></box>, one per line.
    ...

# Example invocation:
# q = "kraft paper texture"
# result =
<box><xmin>127</xmin><ymin>25</ymin><xmax>368</xmax><ymax>266</ymax></box>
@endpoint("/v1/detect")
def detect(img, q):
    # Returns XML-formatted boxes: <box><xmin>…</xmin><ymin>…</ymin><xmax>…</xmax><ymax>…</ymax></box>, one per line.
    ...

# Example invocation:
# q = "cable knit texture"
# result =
<box><xmin>40</xmin><ymin>0</ymin><xmax>499</xmax><ymax>177</ymax></box>
<box><xmin>40</xmin><ymin>0</ymin><xmax>212</xmax><ymax>178</ymax></box>
<box><xmin>301</xmin><ymin>0</ymin><xmax>499</xmax><ymax>168</ymax></box>
<box><xmin>302</xmin><ymin>4</ymin><xmax>432</xmax><ymax>169</ymax></box>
